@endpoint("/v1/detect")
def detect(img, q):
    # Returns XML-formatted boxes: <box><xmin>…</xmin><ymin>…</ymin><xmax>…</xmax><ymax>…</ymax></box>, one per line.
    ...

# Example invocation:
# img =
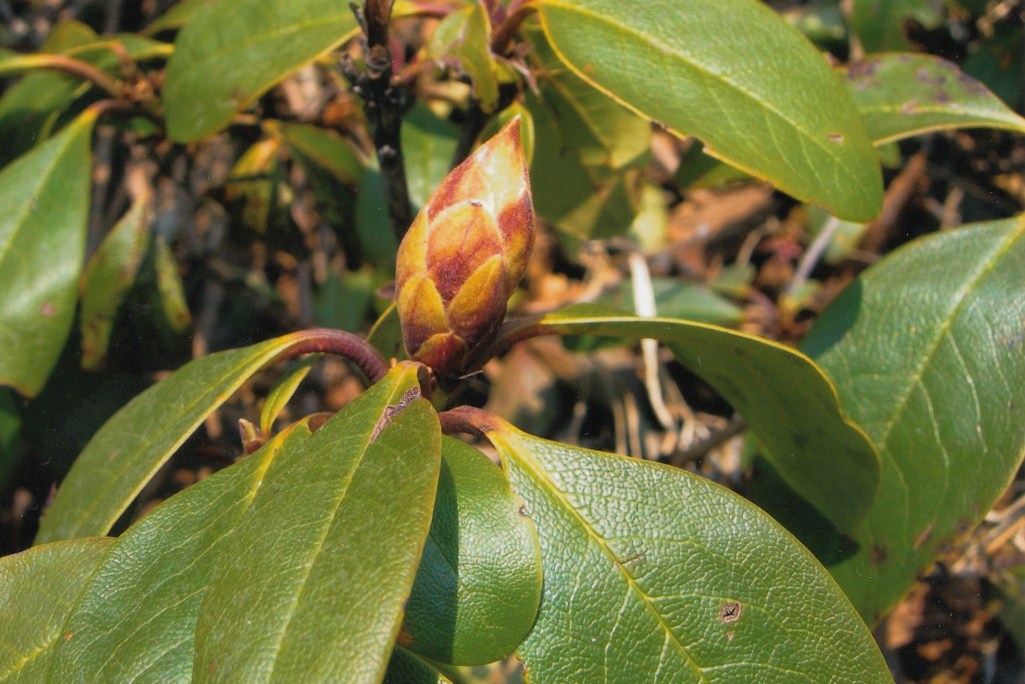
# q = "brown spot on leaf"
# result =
<box><xmin>870</xmin><ymin>544</ymin><xmax>889</xmax><ymax>564</ymax></box>
<box><xmin>827</xmin><ymin>132</ymin><xmax>844</xmax><ymax>143</ymax></box>
<box><xmin>40</xmin><ymin>302</ymin><xmax>56</xmax><ymax>317</ymax></box>
<box><xmin>370</xmin><ymin>385</ymin><xmax>421</xmax><ymax>442</ymax></box>
<box><xmin>719</xmin><ymin>601</ymin><xmax>743</xmax><ymax>624</ymax></box>
<box><xmin>726</xmin><ymin>631</ymin><xmax>736</xmax><ymax>643</ymax></box>
<box><xmin>63</xmin><ymin>631</ymin><xmax>73</xmax><ymax>641</ymax></box>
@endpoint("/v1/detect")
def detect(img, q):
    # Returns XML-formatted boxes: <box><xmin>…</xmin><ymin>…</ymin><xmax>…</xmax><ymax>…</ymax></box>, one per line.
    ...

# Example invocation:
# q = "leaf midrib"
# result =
<box><xmin>262</xmin><ymin>379</ymin><xmax>414</xmax><ymax>681</ymax></box>
<box><xmin>868</xmin><ymin>220</ymin><xmax>1025</xmax><ymax>540</ymax></box>
<box><xmin>504</xmin><ymin>435</ymin><xmax>707</xmax><ymax>681</ymax></box>
<box><xmin>537</xmin><ymin>0</ymin><xmax>848</xmax><ymax>168</ymax></box>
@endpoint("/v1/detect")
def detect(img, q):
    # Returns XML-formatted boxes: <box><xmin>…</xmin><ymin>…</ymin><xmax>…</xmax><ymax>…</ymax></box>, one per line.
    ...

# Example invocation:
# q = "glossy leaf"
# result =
<box><xmin>535</xmin><ymin>0</ymin><xmax>883</xmax><ymax>221</ymax></box>
<box><xmin>0</xmin><ymin>538</ymin><xmax>115</xmax><ymax>682</ymax></box>
<box><xmin>48</xmin><ymin>426</ymin><xmax>310</xmax><ymax>682</ymax></box>
<box><xmin>144</xmin><ymin>0</ymin><xmax>212</xmax><ymax>35</ymax></box>
<box><xmin>798</xmin><ymin>217</ymin><xmax>1025</xmax><ymax>622</ymax></box>
<box><xmin>846</xmin><ymin>53</ymin><xmax>1025</xmax><ymax>145</ymax></box>
<box><xmin>427</xmin><ymin>4</ymin><xmax>500</xmax><ymax>112</ymax></box>
<box><xmin>153</xmin><ymin>236</ymin><xmax>191</xmax><ymax>332</ymax></box>
<box><xmin>524</xmin><ymin>23</ymin><xmax>651</xmax><ymax>170</ymax></box>
<box><xmin>480</xmin><ymin>419</ymin><xmax>890</xmax><ymax>682</ymax></box>
<box><xmin>163</xmin><ymin>0</ymin><xmax>361</xmax><ymax>141</ymax></box>
<box><xmin>224</xmin><ymin>137</ymin><xmax>283</xmax><ymax>234</ymax></box>
<box><xmin>849</xmin><ymin>0</ymin><xmax>944</xmax><ymax>53</ymax></box>
<box><xmin>259</xmin><ymin>357</ymin><xmax>319</xmax><ymax>436</ymax></box>
<box><xmin>36</xmin><ymin>330</ymin><xmax>348</xmax><ymax>544</ymax></box>
<box><xmin>403</xmin><ymin>437</ymin><xmax>542</xmax><ymax>665</ymax></box>
<box><xmin>384</xmin><ymin>648</ymin><xmax>452</xmax><ymax>684</ymax></box>
<box><xmin>0</xmin><ymin>110</ymin><xmax>95</xmax><ymax>398</ymax></box>
<box><xmin>268</xmin><ymin>120</ymin><xmax>364</xmax><ymax>187</ymax></box>
<box><xmin>0</xmin><ymin>29</ymin><xmax>166</xmax><ymax>165</ymax></box>
<box><xmin>402</xmin><ymin>104</ymin><xmax>460</xmax><ymax>211</ymax></box>
<box><xmin>193</xmin><ymin>362</ymin><xmax>440</xmax><ymax>683</ymax></box>
<box><xmin>530</xmin><ymin>304</ymin><xmax>880</xmax><ymax>531</ymax></box>
<box><xmin>80</xmin><ymin>196</ymin><xmax>151</xmax><ymax>370</ymax></box>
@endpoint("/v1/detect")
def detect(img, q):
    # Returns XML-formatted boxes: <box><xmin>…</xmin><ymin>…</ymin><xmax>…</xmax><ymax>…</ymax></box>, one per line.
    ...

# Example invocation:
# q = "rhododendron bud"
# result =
<box><xmin>395</xmin><ymin>117</ymin><xmax>534</xmax><ymax>377</ymax></box>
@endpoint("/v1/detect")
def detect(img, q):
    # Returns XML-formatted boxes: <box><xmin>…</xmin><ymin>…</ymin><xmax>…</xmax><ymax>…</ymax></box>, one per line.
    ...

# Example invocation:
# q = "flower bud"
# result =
<box><xmin>395</xmin><ymin>117</ymin><xmax>534</xmax><ymax>377</ymax></box>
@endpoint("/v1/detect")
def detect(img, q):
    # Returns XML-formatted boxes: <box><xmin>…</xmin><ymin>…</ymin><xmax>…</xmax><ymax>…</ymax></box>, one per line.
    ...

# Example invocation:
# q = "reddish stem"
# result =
<box><xmin>438</xmin><ymin>405</ymin><xmax>498</xmax><ymax>438</ymax></box>
<box><xmin>273</xmin><ymin>328</ymin><xmax>389</xmax><ymax>385</ymax></box>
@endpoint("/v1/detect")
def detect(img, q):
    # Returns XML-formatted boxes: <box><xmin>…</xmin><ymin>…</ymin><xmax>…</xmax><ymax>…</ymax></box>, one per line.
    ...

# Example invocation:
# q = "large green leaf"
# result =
<box><xmin>193</xmin><ymin>362</ymin><xmax>440</xmax><ymax>683</ymax></box>
<box><xmin>479</xmin><ymin>419</ymin><xmax>889</xmax><ymax>682</ymax></box>
<box><xmin>530</xmin><ymin>305</ymin><xmax>879</xmax><ymax>531</ymax></box>
<box><xmin>47</xmin><ymin>425</ymin><xmax>310</xmax><ymax>681</ymax></box>
<box><xmin>163</xmin><ymin>0</ymin><xmax>361</xmax><ymax>141</ymax></box>
<box><xmin>524</xmin><ymin>23</ymin><xmax>650</xmax><ymax>171</ymax></box>
<box><xmin>0</xmin><ymin>111</ymin><xmax>95</xmax><ymax>398</ymax></box>
<box><xmin>535</xmin><ymin>0</ymin><xmax>883</xmax><ymax>221</ymax></box>
<box><xmin>402</xmin><ymin>104</ymin><xmax>460</xmax><ymax>212</ymax></box>
<box><xmin>849</xmin><ymin>0</ymin><xmax>944</xmax><ymax>53</ymax></box>
<box><xmin>403</xmin><ymin>437</ymin><xmax>542</xmax><ymax>665</ymax></box>
<box><xmin>384</xmin><ymin>648</ymin><xmax>452</xmax><ymax>684</ymax></box>
<box><xmin>795</xmin><ymin>217</ymin><xmax>1025</xmax><ymax>622</ymax></box>
<box><xmin>0</xmin><ymin>538</ymin><xmax>114</xmax><ymax>682</ymax></box>
<box><xmin>36</xmin><ymin>330</ymin><xmax>352</xmax><ymax>544</ymax></box>
<box><xmin>79</xmin><ymin>196</ymin><xmax>151</xmax><ymax>370</ymax></box>
<box><xmin>845</xmin><ymin>53</ymin><xmax>1025</xmax><ymax>145</ymax></box>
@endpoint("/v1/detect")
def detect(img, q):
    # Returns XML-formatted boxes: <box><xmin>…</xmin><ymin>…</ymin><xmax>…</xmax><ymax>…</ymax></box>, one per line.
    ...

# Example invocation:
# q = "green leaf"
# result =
<box><xmin>0</xmin><ymin>29</ymin><xmax>166</xmax><ymax>166</ymax></box>
<box><xmin>267</xmin><ymin>120</ymin><xmax>365</xmax><ymax>187</ymax></box>
<box><xmin>35</xmin><ymin>330</ymin><xmax>350</xmax><ymax>544</ymax></box>
<box><xmin>849</xmin><ymin>0</ymin><xmax>944</xmax><ymax>53</ymax></box>
<box><xmin>427</xmin><ymin>4</ymin><xmax>500</xmax><ymax>113</ymax></box>
<box><xmin>355</xmin><ymin>159</ymin><xmax>400</xmax><ymax>270</ymax></box>
<box><xmin>0</xmin><ymin>110</ymin><xmax>96</xmax><ymax>397</ymax></box>
<box><xmin>531</xmin><ymin>304</ymin><xmax>880</xmax><ymax>531</ymax></box>
<box><xmin>48</xmin><ymin>425</ymin><xmax>310</xmax><ymax>682</ymax></box>
<box><xmin>0</xmin><ymin>538</ymin><xmax>115</xmax><ymax>682</ymax></box>
<box><xmin>193</xmin><ymin>362</ymin><xmax>440</xmax><ymax>683</ymax></box>
<box><xmin>225</xmin><ymin>137</ymin><xmax>283</xmax><ymax>234</ymax></box>
<box><xmin>524</xmin><ymin>23</ymin><xmax>651</xmax><ymax>171</ymax></box>
<box><xmin>845</xmin><ymin>53</ymin><xmax>1025</xmax><ymax>145</ymax></box>
<box><xmin>153</xmin><ymin>235</ymin><xmax>192</xmax><ymax>332</ymax></box>
<box><xmin>535</xmin><ymin>0</ymin><xmax>883</xmax><ymax>221</ymax></box>
<box><xmin>384</xmin><ymin>648</ymin><xmax>452</xmax><ymax>684</ymax></box>
<box><xmin>80</xmin><ymin>196</ymin><xmax>151</xmax><ymax>370</ymax></box>
<box><xmin>0</xmin><ymin>389</ymin><xmax>19</xmax><ymax>488</ymax></box>
<box><xmin>481</xmin><ymin>420</ymin><xmax>890</xmax><ymax>682</ymax></box>
<box><xmin>259</xmin><ymin>356</ymin><xmax>319</xmax><ymax>435</ymax></box>
<box><xmin>402</xmin><ymin>104</ymin><xmax>460</xmax><ymax>211</ymax></box>
<box><xmin>599</xmin><ymin>278</ymin><xmax>744</xmax><ymax>328</ymax></box>
<box><xmin>403</xmin><ymin>437</ymin><xmax>542</xmax><ymax>665</ymax></box>
<box><xmin>797</xmin><ymin>217</ymin><xmax>1025</xmax><ymax>622</ymax></box>
<box><xmin>163</xmin><ymin>0</ymin><xmax>360</xmax><ymax>141</ymax></box>
<box><xmin>144</xmin><ymin>0</ymin><xmax>213</xmax><ymax>35</ymax></box>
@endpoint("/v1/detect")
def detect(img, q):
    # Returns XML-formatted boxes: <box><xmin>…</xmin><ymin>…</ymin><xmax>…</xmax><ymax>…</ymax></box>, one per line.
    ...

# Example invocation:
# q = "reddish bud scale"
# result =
<box><xmin>395</xmin><ymin>118</ymin><xmax>535</xmax><ymax>377</ymax></box>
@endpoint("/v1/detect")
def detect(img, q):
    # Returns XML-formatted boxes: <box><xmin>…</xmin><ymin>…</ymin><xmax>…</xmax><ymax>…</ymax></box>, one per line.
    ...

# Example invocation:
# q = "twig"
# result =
<box><xmin>786</xmin><ymin>215</ymin><xmax>842</xmax><ymax>301</ymax></box>
<box><xmin>343</xmin><ymin>1</ymin><xmax>414</xmax><ymax>243</ymax></box>
<box><xmin>670</xmin><ymin>414</ymin><xmax>747</xmax><ymax>466</ymax></box>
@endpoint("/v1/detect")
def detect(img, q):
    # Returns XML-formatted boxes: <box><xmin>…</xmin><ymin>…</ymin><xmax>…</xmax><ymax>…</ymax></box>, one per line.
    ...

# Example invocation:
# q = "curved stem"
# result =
<box><xmin>8</xmin><ymin>54</ymin><xmax>123</xmax><ymax>98</ymax></box>
<box><xmin>491</xmin><ymin>0</ymin><xmax>537</xmax><ymax>56</ymax></box>
<box><xmin>273</xmin><ymin>328</ymin><xmax>389</xmax><ymax>385</ymax></box>
<box><xmin>438</xmin><ymin>405</ymin><xmax>498</xmax><ymax>438</ymax></box>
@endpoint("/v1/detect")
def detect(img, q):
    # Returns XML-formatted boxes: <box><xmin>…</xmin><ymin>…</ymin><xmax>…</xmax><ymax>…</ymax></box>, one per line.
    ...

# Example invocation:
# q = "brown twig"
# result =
<box><xmin>343</xmin><ymin>0</ymin><xmax>414</xmax><ymax>243</ymax></box>
<box><xmin>438</xmin><ymin>405</ymin><xmax>497</xmax><ymax>438</ymax></box>
<box><xmin>9</xmin><ymin>53</ymin><xmax>123</xmax><ymax>98</ymax></box>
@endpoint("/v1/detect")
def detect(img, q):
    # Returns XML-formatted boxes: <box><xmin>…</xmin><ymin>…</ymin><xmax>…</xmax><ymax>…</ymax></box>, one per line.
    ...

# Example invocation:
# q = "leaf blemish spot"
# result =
<box><xmin>827</xmin><ymin>132</ymin><xmax>844</xmax><ymax>143</ymax></box>
<box><xmin>370</xmin><ymin>385</ymin><xmax>421</xmax><ymax>442</ymax></box>
<box><xmin>719</xmin><ymin>601</ymin><xmax>742</xmax><ymax>624</ymax></box>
